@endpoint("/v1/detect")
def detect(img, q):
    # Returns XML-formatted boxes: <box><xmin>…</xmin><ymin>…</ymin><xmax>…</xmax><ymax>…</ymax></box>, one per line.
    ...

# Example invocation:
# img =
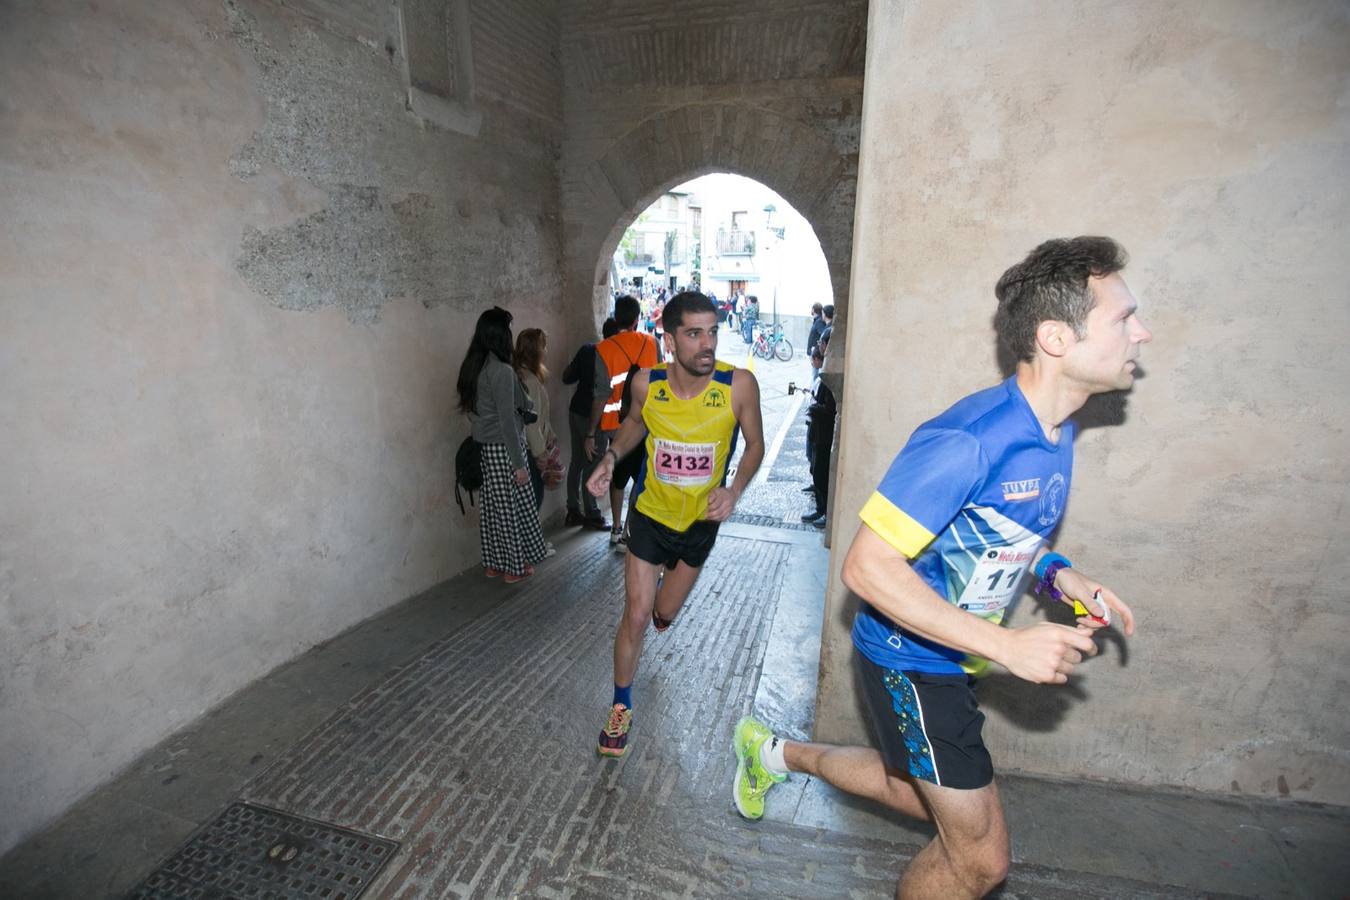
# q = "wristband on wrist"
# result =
<box><xmin>1034</xmin><ymin>552</ymin><xmax>1072</xmax><ymax>601</ymax></box>
<box><xmin>605</xmin><ymin>448</ymin><xmax>618</xmax><ymax>465</ymax></box>
<box><xmin>1034</xmin><ymin>552</ymin><xmax>1071</xmax><ymax>580</ymax></box>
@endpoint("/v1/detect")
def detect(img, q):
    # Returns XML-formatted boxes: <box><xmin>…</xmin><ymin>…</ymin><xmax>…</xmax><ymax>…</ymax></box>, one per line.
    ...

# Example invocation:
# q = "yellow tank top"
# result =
<box><xmin>634</xmin><ymin>361</ymin><xmax>740</xmax><ymax>531</ymax></box>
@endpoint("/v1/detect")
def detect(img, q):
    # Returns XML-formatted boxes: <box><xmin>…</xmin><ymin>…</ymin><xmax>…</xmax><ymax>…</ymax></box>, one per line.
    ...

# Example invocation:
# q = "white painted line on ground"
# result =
<box><xmin>752</xmin><ymin>388</ymin><xmax>806</xmax><ymax>490</ymax></box>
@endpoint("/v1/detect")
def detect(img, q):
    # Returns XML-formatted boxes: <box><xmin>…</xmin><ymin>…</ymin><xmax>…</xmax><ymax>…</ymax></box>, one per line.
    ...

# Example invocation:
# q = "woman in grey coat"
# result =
<box><xmin>456</xmin><ymin>307</ymin><xmax>547</xmax><ymax>583</ymax></box>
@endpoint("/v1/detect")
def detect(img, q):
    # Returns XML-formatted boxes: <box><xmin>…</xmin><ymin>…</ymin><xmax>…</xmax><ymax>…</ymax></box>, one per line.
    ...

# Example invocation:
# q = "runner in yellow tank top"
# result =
<box><xmin>634</xmin><ymin>359</ymin><xmax>738</xmax><ymax>531</ymax></box>
<box><xmin>586</xmin><ymin>291</ymin><xmax>765</xmax><ymax>758</ymax></box>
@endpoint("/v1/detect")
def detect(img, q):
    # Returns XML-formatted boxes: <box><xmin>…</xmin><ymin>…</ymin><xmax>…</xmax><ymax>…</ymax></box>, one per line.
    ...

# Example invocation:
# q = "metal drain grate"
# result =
<box><xmin>124</xmin><ymin>801</ymin><xmax>398</xmax><ymax>900</ymax></box>
<box><xmin>726</xmin><ymin>512</ymin><xmax>821</xmax><ymax>531</ymax></box>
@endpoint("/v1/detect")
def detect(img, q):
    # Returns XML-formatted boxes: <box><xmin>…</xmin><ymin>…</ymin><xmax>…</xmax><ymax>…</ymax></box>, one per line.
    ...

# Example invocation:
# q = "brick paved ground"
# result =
<box><xmin>230</xmin><ymin>532</ymin><xmax>1214</xmax><ymax>899</ymax></box>
<box><xmin>242</xmin><ymin>536</ymin><xmax>792</xmax><ymax>897</ymax></box>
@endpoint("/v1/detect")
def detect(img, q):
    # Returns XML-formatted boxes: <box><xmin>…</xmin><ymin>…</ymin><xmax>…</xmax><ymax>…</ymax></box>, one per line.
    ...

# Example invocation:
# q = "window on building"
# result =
<box><xmin>397</xmin><ymin>0</ymin><xmax>481</xmax><ymax>136</ymax></box>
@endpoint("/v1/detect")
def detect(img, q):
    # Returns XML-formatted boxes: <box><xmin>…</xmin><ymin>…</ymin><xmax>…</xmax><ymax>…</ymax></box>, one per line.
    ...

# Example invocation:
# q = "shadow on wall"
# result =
<box><xmin>978</xmin><ymin>673</ymin><xmax>1087</xmax><ymax>733</ymax></box>
<box><xmin>980</xmin><ymin>640</ymin><xmax>1129</xmax><ymax>732</ymax></box>
<box><xmin>1074</xmin><ymin>381</ymin><xmax>1137</xmax><ymax>431</ymax></box>
<box><xmin>994</xmin><ymin>325</ymin><xmax>1144</xmax><ymax>432</ymax></box>
<box><xmin>979</xmin><ymin>598</ymin><xmax>1133</xmax><ymax>733</ymax></box>
<box><xmin>835</xmin><ymin>579</ymin><xmax>1134</xmax><ymax>736</ymax></box>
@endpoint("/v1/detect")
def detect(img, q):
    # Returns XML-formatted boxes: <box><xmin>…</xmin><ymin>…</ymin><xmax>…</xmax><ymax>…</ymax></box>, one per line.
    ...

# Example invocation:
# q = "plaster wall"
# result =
<box><xmin>819</xmin><ymin>0</ymin><xmax>1350</xmax><ymax>806</ymax></box>
<box><xmin>0</xmin><ymin>0</ymin><xmax>566</xmax><ymax>853</ymax></box>
<box><xmin>557</xmin><ymin>0</ymin><xmax>866</xmax><ymax>356</ymax></box>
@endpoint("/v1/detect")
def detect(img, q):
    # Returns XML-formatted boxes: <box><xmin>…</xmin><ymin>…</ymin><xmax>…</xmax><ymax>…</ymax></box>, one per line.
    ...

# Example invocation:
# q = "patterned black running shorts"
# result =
<box><xmin>855</xmin><ymin>651</ymin><xmax>994</xmax><ymax>790</ymax></box>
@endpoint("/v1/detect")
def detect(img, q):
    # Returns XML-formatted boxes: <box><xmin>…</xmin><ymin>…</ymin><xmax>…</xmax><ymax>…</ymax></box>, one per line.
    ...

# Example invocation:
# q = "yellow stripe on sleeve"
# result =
<box><xmin>858</xmin><ymin>492</ymin><xmax>936</xmax><ymax>559</ymax></box>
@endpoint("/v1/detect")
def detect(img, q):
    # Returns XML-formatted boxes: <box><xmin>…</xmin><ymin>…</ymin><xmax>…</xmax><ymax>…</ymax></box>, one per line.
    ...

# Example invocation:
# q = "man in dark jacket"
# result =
<box><xmin>561</xmin><ymin>317</ymin><xmax>619</xmax><ymax>528</ymax></box>
<box><xmin>806</xmin><ymin>303</ymin><xmax>825</xmax><ymax>358</ymax></box>
<box><xmin>801</xmin><ymin>330</ymin><xmax>836</xmax><ymax>527</ymax></box>
<box><xmin>811</xmin><ymin>304</ymin><xmax>834</xmax><ymax>385</ymax></box>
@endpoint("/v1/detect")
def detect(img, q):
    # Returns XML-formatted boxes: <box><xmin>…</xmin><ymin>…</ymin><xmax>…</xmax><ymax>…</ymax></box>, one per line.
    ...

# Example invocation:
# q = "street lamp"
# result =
<box><xmin>763</xmin><ymin>204</ymin><xmax>780</xmax><ymax>325</ymax></box>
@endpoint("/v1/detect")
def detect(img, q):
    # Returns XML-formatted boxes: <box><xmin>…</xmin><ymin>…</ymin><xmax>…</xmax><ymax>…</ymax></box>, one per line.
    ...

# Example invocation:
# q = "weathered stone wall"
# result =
<box><xmin>0</xmin><ymin>0</ymin><xmax>565</xmax><ymax>853</ymax></box>
<box><xmin>557</xmin><ymin>0</ymin><xmax>865</xmax><ymax>355</ymax></box>
<box><xmin>819</xmin><ymin>0</ymin><xmax>1350</xmax><ymax>806</ymax></box>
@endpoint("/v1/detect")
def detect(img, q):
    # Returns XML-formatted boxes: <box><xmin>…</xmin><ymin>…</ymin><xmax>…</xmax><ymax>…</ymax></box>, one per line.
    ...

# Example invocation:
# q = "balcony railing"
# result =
<box><xmin>716</xmin><ymin>229</ymin><xmax>755</xmax><ymax>256</ymax></box>
<box><xmin>622</xmin><ymin>251</ymin><xmax>656</xmax><ymax>267</ymax></box>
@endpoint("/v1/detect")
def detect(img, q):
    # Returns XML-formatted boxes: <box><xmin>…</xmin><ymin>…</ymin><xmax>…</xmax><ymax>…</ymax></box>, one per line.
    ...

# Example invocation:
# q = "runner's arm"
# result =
<box><xmin>727</xmin><ymin>369</ymin><xmax>764</xmax><ymax>495</ymax></box>
<box><xmin>704</xmin><ymin>369</ymin><xmax>763</xmax><ymax>521</ymax></box>
<box><xmin>585</xmin><ymin>372</ymin><xmax>648</xmax><ymax>497</ymax></box>
<box><xmin>842</xmin><ymin>524</ymin><xmax>1097</xmax><ymax>684</ymax></box>
<box><xmin>1028</xmin><ymin>547</ymin><xmax>1137</xmax><ymax>634</ymax></box>
<box><xmin>1048</xmin><ymin>566</ymin><xmax>1136</xmax><ymax>635</ymax></box>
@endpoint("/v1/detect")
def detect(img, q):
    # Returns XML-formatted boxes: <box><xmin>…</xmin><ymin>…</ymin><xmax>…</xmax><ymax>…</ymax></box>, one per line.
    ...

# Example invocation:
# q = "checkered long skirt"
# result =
<box><xmin>478</xmin><ymin>441</ymin><xmax>547</xmax><ymax>576</ymax></box>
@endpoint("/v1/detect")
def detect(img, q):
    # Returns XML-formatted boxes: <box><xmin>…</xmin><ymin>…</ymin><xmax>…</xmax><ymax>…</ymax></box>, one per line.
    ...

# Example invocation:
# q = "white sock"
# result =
<box><xmin>759</xmin><ymin>734</ymin><xmax>789</xmax><ymax>776</ymax></box>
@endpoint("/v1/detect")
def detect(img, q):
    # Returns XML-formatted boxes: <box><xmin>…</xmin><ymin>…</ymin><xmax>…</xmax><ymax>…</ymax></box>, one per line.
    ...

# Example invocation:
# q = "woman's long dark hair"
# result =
<box><xmin>457</xmin><ymin>307</ymin><xmax>515</xmax><ymax>414</ymax></box>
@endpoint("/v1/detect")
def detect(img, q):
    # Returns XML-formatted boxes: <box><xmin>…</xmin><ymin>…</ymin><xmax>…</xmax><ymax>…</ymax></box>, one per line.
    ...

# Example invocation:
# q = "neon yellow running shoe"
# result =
<box><xmin>731</xmin><ymin>715</ymin><xmax>786</xmax><ymax>819</ymax></box>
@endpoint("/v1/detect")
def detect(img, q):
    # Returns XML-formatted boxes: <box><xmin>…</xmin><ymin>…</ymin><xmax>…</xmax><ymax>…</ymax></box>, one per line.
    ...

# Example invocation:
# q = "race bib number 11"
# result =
<box><xmin>956</xmin><ymin>538</ymin><xmax>1042</xmax><ymax>615</ymax></box>
<box><xmin>653</xmin><ymin>439</ymin><xmax>715</xmax><ymax>486</ymax></box>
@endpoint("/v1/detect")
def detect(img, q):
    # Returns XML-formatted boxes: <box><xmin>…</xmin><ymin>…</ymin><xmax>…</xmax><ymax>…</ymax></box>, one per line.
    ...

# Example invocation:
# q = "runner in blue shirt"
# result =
<box><xmin>732</xmin><ymin>236</ymin><xmax>1151</xmax><ymax>899</ymax></box>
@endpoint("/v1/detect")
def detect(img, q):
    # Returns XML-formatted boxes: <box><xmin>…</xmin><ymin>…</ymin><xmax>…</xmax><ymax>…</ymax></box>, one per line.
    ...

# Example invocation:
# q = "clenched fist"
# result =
<box><xmin>1001</xmin><ymin>622</ymin><xmax>1099</xmax><ymax>684</ymax></box>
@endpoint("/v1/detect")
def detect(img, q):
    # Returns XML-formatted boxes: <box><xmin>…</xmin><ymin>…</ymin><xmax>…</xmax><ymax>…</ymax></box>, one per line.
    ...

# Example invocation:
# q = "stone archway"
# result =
<box><xmin>561</xmin><ymin>102</ymin><xmax>858</xmax><ymax>343</ymax></box>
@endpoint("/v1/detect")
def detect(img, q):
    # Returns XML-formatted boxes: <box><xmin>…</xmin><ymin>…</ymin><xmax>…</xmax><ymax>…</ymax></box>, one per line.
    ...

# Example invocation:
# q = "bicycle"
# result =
<box><xmin>752</xmin><ymin>322</ymin><xmax>794</xmax><ymax>362</ymax></box>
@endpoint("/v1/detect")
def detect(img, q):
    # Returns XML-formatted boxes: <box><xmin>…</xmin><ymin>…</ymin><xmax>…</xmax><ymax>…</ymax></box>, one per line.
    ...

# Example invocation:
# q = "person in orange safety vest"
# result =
<box><xmin>585</xmin><ymin>294</ymin><xmax>661</xmax><ymax>546</ymax></box>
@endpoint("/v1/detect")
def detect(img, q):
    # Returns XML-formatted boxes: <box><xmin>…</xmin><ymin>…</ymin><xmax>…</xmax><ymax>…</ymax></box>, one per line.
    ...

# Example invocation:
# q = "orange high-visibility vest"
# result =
<box><xmin>595</xmin><ymin>331</ymin><xmax>659</xmax><ymax>431</ymax></box>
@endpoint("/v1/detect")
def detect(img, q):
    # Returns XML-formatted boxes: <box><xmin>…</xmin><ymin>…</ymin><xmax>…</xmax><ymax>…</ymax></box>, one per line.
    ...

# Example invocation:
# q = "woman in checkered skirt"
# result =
<box><xmin>456</xmin><ymin>307</ymin><xmax>548</xmax><ymax>584</ymax></box>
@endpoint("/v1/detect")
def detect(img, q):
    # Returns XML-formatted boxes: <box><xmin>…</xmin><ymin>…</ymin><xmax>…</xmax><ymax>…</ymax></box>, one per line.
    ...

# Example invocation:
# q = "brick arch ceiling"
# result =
<box><xmin>589</xmin><ymin>103</ymin><xmax>852</xmax><ymax>291</ymax></box>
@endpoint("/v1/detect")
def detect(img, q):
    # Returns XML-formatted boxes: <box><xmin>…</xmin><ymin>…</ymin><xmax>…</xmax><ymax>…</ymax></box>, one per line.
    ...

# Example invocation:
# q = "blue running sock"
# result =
<box><xmin>613</xmin><ymin>683</ymin><xmax>632</xmax><ymax>709</ymax></box>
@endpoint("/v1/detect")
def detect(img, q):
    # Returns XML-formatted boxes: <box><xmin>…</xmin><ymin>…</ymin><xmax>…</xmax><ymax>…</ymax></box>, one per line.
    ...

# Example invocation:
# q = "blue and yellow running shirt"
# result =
<box><xmin>852</xmin><ymin>376</ymin><xmax>1075</xmax><ymax>677</ymax></box>
<box><xmin>634</xmin><ymin>361</ymin><xmax>739</xmax><ymax>532</ymax></box>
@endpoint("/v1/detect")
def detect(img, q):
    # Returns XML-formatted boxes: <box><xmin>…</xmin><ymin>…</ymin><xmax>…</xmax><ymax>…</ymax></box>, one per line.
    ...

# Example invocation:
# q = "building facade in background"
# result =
<box><xmin>611</xmin><ymin>190</ymin><xmax>699</xmax><ymax>295</ymax></box>
<box><xmin>611</xmin><ymin>174</ymin><xmax>832</xmax><ymax>317</ymax></box>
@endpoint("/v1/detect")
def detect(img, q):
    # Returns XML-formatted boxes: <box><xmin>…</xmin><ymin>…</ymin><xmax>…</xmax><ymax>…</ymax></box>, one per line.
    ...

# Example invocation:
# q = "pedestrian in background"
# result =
<box><xmin>589</xmin><ymin>295</ymin><xmax>661</xmax><ymax>548</ymax></box>
<box><xmin>812</xmin><ymin>303</ymin><xmax>834</xmax><ymax>386</ymax></box>
<box><xmin>806</xmin><ymin>302</ymin><xmax>825</xmax><ymax>359</ymax></box>
<box><xmin>514</xmin><ymin>328</ymin><xmax>563</xmax><ymax>517</ymax></box>
<box><xmin>457</xmin><ymin>307</ymin><xmax>547</xmax><ymax>584</ymax></box>
<box><xmin>562</xmin><ymin>318</ymin><xmax>619</xmax><ymax>529</ymax></box>
<box><xmin>802</xmin><ymin>331</ymin><xmax>835</xmax><ymax>528</ymax></box>
<box><xmin>740</xmin><ymin>295</ymin><xmax>759</xmax><ymax>344</ymax></box>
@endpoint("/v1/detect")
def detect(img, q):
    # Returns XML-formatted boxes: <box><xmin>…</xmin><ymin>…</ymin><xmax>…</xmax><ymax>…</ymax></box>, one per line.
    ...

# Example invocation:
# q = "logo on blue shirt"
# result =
<box><xmin>1038</xmin><ymin>472</ymin><xmax>1067</xmax><ymax>526</ymax></box>
<box><xmin>1001</xmin><ymin>478</ymin><xmax>1040</xmax><ymax>501</ymax></box>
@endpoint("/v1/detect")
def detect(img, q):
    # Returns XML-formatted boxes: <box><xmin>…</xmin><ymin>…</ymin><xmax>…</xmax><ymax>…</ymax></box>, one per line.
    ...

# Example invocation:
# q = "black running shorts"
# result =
<box><xmin>626</xmin><ymin>508</ymin><xmax>720</xmax><ymax>570</ymax></box>
<box><xmin>855</xmin><ymin>651</ymin><xmax>994</xmax><ymax>790</ymax></box>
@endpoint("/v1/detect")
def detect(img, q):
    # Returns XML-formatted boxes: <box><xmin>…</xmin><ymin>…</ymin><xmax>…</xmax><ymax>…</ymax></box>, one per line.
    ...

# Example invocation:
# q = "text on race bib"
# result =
<box><xmin>653</xmin><ymin>439</ymin><xmax>716</xmax><ymax>486</ymax></box>
<box><xmin>956</xmin><ymin>537</ymin><xmax>1042</xmax><ymax>616</ymax></box>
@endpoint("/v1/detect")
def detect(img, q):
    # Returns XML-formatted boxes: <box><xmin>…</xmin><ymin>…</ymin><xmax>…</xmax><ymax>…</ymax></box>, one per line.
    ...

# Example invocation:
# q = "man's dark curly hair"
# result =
<box><xmin>994</xmin><ymin>236</ymin><xmax>1128</xmax><ymax>362</ymax></box>
<box><xmin>661</xmin><ymin>290</ymin><xmax>716</xmax><ymax>333</ymax></box>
